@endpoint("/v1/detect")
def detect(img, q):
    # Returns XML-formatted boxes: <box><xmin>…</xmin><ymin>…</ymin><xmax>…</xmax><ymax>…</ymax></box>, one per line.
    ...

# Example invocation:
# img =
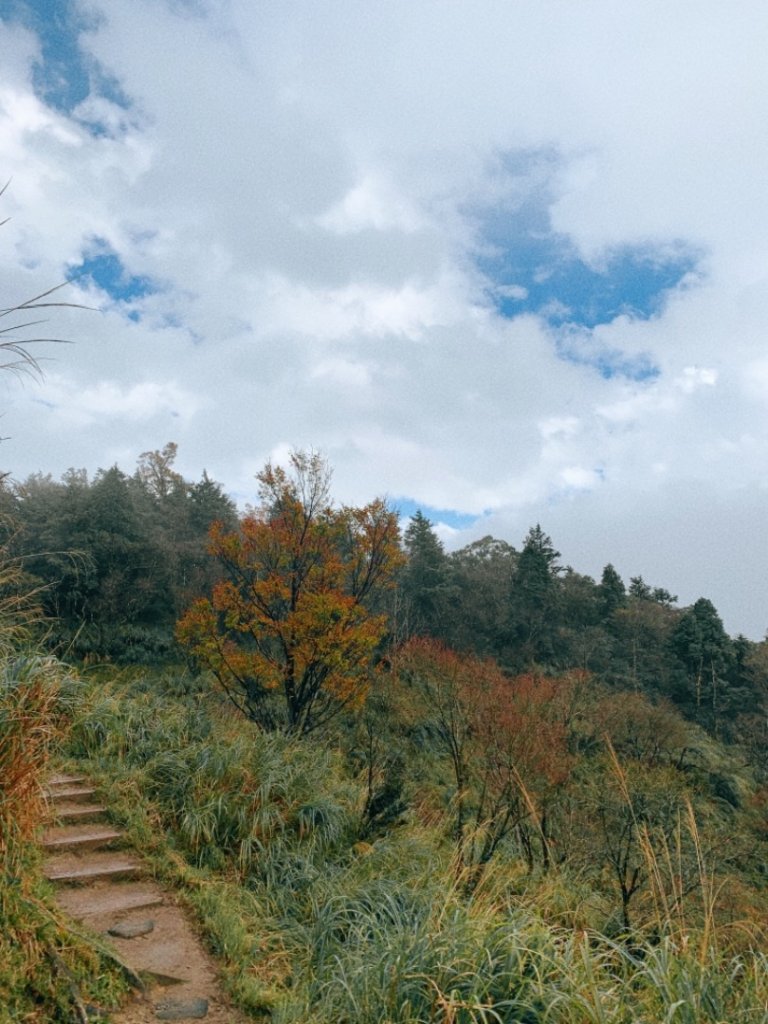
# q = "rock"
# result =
<box><xmin>154</xmin><ymin>996</ymin><xmax>209</xmax><ymax>1020</ymax></box>
<box><xmin>107</xmin><ymin>919</ymin><xmax>155</xmax><ymax>939</ymax></box>
<box><xmin>85</xmin><ymin>1004</ymin><xmax>109</xmax><ymax>1020</ymax></box>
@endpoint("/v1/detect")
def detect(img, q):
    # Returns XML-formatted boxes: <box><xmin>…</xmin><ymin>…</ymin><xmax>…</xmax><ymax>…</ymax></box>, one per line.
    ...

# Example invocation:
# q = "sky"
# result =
<box><xmin>1</xmin><ymin>1</ymin><xmax>768</xmax><ymax>638</ymax></box>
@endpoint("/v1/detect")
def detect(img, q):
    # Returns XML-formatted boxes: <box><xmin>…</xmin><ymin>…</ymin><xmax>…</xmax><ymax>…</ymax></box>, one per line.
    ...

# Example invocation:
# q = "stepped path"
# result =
<box><xmin>44</xmin><ymin>773</ymin><xmax>249</xmax><ymax>1023</ymax></box>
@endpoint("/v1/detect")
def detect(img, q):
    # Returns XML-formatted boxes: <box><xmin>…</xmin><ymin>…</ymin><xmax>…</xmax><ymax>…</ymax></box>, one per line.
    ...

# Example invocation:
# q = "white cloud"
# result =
<box><xmin>316</xmin><ymin>174</ymin><xmax>424</xmax><ymax>235</ymax></box>
<box><xmin>33</xmin><ymin>376</ymin><xmax>204</xmax><ymax>427</ymax></box>
<box><xmin>1</xmin><ymin>0</ymin><xmax>768</xmax><ymax>636</ymax></box>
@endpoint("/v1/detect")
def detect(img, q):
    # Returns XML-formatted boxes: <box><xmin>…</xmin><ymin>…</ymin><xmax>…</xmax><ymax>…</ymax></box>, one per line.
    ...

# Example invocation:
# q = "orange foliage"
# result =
<box><xmin>177</xmin><ymin>452</ymin><xmax>403</xmax><ymax>734</ymax></box>
<box><xmin>395</xmin><ymin>638</ymin><xmax>578</xmax><ymax>874</ymax></box>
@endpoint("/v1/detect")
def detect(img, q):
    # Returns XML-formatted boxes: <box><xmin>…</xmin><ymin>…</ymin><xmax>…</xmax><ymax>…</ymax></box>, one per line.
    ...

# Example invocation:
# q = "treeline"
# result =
<box><xmin>400</xmin><ymin>513</ymin><xmax>767</xmax><ymax>741</ymax></box>
<box><xmin>3</xmin><ymin>444</ymin><xmax>766</xmax><ymax>742</ymax></box>
<box><xmin>0</xmin><ymin>443</ymin><xmax>236</xmax><ymax>662</ymax></box>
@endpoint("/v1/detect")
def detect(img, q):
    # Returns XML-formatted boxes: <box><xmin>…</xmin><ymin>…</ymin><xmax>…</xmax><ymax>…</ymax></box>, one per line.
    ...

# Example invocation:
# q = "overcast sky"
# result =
<box><xmin>2</xmin><ymin>0</ymin><xmax>768</xmax><ymax>638</ymax></box>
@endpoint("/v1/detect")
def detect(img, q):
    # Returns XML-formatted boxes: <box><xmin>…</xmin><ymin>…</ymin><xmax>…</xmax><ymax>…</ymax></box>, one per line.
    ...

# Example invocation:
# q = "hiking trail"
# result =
<box><xmin>43</xmin><ymin>773</ymin><xmax>249</xmax><ymax>1023</ymax></box>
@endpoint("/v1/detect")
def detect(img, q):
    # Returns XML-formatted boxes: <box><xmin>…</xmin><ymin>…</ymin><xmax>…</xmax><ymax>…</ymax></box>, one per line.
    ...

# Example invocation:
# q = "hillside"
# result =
<box><xmin>4</xmin><ymin>451</ymin><xmax>768</xmax><ymax>1021</ymax></box>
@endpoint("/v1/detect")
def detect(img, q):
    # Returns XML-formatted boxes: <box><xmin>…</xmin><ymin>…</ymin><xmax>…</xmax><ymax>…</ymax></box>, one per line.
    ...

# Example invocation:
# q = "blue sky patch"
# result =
<box><xmin>69</xmin><ymin>240</ymin><xmax>155</xmax><ymax>305</ymax></box>
<box><xmin>472</xmin><ymin>159</ymin><xmax>702</xmax><ymax>378</ymax></box>
<box><xmin>476</xmin><ymin>187</ymin><xmax>700</xmax><ymax>331</ymax></box>
<box><xmin>483</xmin><ymin>232</ymin><xmax>698</xmax><ymax>331</ymax></box>
<box><xmin>554</xmin><ymin>328</ymin><xmax>661</xmax><ymax>381</ymax></box>
<box><xmin>1</xmin><ymin>0</ymin><xmax>131</xmax><ymax>128</ymax></box>
<box><xmin>395</xmin><ymin>499</ymin><xmax>478</xmax><ymax>531</ymax></box>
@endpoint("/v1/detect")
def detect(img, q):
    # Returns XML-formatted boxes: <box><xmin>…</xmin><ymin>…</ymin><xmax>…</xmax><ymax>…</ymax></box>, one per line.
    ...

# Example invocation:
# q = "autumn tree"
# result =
<box><xmin>177</xmin><ymin>450</ymin><xmax>403</xmax><ymax>734</ymax></box>
<box><xmin>395</xmin><ymin>637</ymin><xmax>574</xmax><ymax>882</ymax></box>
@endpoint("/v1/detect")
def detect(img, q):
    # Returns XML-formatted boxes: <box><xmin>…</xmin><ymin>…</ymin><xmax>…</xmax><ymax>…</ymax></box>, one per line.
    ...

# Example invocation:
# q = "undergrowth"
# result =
<box><xmin>59</xmin><ymin>667</ymin><xmax>768</xmax><ymax>1023</ymax></box>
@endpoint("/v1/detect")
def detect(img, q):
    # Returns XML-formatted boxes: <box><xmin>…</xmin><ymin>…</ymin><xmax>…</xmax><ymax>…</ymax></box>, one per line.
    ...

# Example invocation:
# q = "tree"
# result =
<box><xmin>446</xmin><ymin>536</ymin><xmax>516</xmax><ymax>660</ymax></box>
<box><xmin>85</xmin><ymin>465</ymin><xmax>171</xmax><ymax>628</ymax></box>
<box><xmin>136</xmin><ymin>442</ymin><xmax>185</xmax><ymax>502</ymax></box>
<box><xmin>396</xmin><ymin>637</ymin><xmax>575</xmax><ymax>882</ymax></box>
<box><xmin>598</xmin><ymin>563</ymin><xmax>626</xmax><ymax>620</ymax></box>
<box><xmin>583</xmin><ymin>751</ymin><xmax>690</xmax><ymax>932</ymax></box>
<box><xmin>399</xmin><ymin>511</ymin><xmax>452</xmax><ymax>639</ymax></box>
<box><xmin>508</xmin><ymin>524</ymin><xmax>562</xmax><ymax>667</ymax></box>
<box><xmin>612</xmin><ymin>588</ymin><xmax>677</xmax><ymax>695</ymax></box>
<box><xmin>177</xmin><ymin>451</ymin><xmax>404</xmax><ymax>734</ymax></box>
<box><xmin>671</xmin><ymin>597</ymin><xmax>733</xmax><ymax>733</ymax></box>
<box><xmin>595</xmin><ymin>691</ymin><xmax>692</xmax><ymax>769</ymax></box>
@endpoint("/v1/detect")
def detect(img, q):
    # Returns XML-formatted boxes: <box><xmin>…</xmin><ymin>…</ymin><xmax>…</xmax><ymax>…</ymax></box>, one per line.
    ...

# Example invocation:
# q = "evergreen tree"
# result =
<box><xmin>400</xmin><ymin>511</ymin><xmax>452</xmax><ymax>640</ymax></box>
<box><xmin>598</xmin><ymin>563</ymin><xmax>626</xmax><ymax>620</ymax></box>
<box><xmin>508</xmin><ymin>525</ymin><xmax>562</xmax><ymax>668</ymax></box>
<box><xmin>671</xmin><ymin>597</ymin><xmax>733</xmax><ymax>734</ymax></box>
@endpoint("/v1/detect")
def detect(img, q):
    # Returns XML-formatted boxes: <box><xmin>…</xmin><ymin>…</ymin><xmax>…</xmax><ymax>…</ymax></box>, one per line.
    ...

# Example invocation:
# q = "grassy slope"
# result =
<box><xmin>53</xmin><ymin>666</ymin><xmax>768</xmax><ymax>1024</ymax></box>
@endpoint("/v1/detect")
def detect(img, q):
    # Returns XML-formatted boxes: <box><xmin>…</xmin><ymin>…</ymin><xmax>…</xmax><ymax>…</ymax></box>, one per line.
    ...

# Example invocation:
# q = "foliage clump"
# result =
<box><xmin>177</xmin><ymin>450</ymin><xmax>403</xmax><ymax>733</ymax></box>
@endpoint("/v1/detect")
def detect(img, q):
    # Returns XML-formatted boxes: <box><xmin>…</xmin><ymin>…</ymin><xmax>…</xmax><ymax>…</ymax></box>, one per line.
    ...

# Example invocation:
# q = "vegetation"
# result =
<box><xmin>52</xmin><ymin>665</ymin><xmax>768</xmax><ymax>1022</ymax></box>
<box><xmin>0</xmin><ymin>564</ymin><xmax>129</xmax><ymax>1022</ymax></box>
<box><xmin>176</xmin><ymin>450</ymin><xmax>403</xmax><ymax>733</ymax></box>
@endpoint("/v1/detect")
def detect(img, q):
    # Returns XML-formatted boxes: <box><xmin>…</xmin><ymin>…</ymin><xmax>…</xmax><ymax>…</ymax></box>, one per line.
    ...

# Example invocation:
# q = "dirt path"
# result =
<box><xmin>44</xmin><ymin>774</ymin><xmax>250</xmax><ymax>1023</ymax></box>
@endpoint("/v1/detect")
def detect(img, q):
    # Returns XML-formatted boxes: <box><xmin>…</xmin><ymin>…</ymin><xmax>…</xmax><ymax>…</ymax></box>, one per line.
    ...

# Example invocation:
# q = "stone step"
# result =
<box><xmin>105</xmin><ymin>904</ymin><xmax>217</xmax><ymax>992</ymax></box>
<box><xmin>54</xmin><ymin>802</ymin><xmax>109</xmax><ymax>823</ymax></box>
<box><xmin>46</xmin><ymin>785</ymin><xmax>98</xmax><ymax>804</ymax></box>
<box><xmin>44</xmin><ymin>852</ymin><xmax>142</xmax><ymax>884</ymax></box>
<box><xmin>144</xmin><ymin>971</ymin><xmax>188</xmax><ymax>988</ymax></box>
<box><xmin>57</xmin><ymin>882</ymin><xmax>165</xmax><ymax>921</ymax></box>
<box><xmin>48</xmin><ymin>773</ymin><xmax>89</xmax><ymax>787</ymax></box>
<box><xmin>154</xmin><ymin>996</ymin><xmax>209</xmax><ymax>1020</ymax></box>
<box><xmin>42</xmin><ymin>825</ymin><xmax>124</xmax><ymax>852</ymax></box>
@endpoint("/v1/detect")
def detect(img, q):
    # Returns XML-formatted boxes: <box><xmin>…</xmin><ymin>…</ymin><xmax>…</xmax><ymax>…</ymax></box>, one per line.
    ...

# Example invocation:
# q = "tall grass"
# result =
<box><xmin>0</xmin><ymin>656</ymin><xmax>61</xmax><ymax>858</ymax></box>
<box><xmin>59</xmin><ymin>669</ymin><xmax>768</xmax><ymax>1023</ymax></box>
<box><xmin>67</xmin><ymin>672</ymin><xmax>359</xmax><ymax>876</ymax></box>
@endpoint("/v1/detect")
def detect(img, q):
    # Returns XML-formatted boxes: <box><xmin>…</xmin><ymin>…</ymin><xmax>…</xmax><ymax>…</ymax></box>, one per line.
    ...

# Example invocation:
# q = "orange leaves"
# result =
<box><xmin>395</xmin><ymin>638</ymin><xmax>578</xmax><ymax>871</ymax></box>
<box><xmin>488</xmin><ymin>672</ymin><xmax>576</xmax><ymax>791</ymax></box>
<box><xmin>397</xmin><ymin>638</ymin><xmax>575</xmax><ymax>789</ymax></box>
<box><xmin>176</xmin><ymin>451</ymin><xmax>402</xmax><ymax>734</ymax></box>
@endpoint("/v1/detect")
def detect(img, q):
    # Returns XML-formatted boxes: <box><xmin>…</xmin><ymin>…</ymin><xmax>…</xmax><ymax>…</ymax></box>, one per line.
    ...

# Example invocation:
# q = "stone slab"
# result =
<box><xmin>55</xmin><ymin>802</ymin><xmax>109</xmax><ymax>822</ymax></box>
<box><xmin>108</xmin><ymin>919</ymin><xmax>155</xmax><ymax>939</ymax></box>
<box><xmin>48</xmin><ymin>773</ymin><xmax>88</xmax><ymax>786</ymax></box>
<box><xmin>46</xmin><ymin>786</ymin><xmax>97</xmax><ymax>804</ymax></box>
<box><xmin>154</xmin><ymin>997</ymin><xmax>209</xmax><ymax>1020</ymax></box>
<box><xmin>42</xmin><ymin>826</ymin><xmax>123</xmax><ymax>851</ymax></box>
<box><xmin>58</xmin><ymin>882</ymin><xmax>165</xmax><ymax>920</ymax></box>
<box><xmin>44</xmin><ymin>852</ymin><xmax>141</xmax><ymax>883</ymax></box>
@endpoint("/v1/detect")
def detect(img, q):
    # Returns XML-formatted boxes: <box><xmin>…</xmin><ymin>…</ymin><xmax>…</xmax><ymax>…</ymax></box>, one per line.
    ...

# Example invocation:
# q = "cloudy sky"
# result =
<box><xmin>2</xmin><ymin>0</ymin><xmax>768</xmax><ymax>637</ymax></box>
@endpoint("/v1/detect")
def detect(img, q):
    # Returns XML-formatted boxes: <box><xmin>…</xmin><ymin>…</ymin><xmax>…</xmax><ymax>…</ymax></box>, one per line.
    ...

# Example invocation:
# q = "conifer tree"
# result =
<box><xmin>400</xmin><ymin>511</ymin><xmax>451</xmax><ymax>639</ymax></box>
